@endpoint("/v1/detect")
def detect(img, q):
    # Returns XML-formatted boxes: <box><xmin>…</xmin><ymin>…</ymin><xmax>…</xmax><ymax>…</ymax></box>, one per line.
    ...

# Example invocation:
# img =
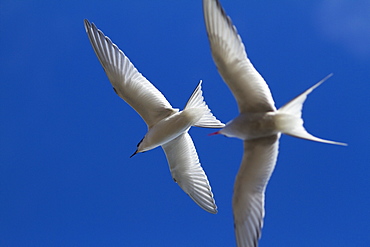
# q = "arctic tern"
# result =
<box><xmin>84</xmin><ymin>19</ymin><xmax>224</xmax><ymax>214</ymax></box>
<box><xmin>203</xmin><ymin>0</ymin><xmax>346</xmax><ymax>245</ymax></box>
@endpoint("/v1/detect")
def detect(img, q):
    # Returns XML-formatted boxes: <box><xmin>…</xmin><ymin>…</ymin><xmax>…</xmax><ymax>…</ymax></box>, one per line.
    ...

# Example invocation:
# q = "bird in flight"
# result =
<box><xmin>203</xmin><ymin>0</ymin><xmax>346</xmax><ymax>245</ymax></box>
<box><xmin>84</xmin><ymin>19</ymin><xmax>224</xmax><ymax>214</ymax></box>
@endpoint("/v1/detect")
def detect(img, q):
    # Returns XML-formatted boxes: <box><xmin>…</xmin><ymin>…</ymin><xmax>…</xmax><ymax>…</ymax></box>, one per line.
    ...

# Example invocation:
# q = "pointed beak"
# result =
<box><xmin>130</xmin><ymin>150</ymin><xmax>138</xmax><ymax>158</ymax></box>
<box><xmin>208</xmin><ymin>131</ymin><xmax>220</xmax><ymax>136</ymax></box>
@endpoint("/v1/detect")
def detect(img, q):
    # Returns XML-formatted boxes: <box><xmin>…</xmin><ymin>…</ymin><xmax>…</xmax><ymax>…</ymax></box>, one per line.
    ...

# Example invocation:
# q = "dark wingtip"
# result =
<box><xmin>83</xmin><ymin>19</ymin><xmax>90</xmax><ymax>29</ymax></box>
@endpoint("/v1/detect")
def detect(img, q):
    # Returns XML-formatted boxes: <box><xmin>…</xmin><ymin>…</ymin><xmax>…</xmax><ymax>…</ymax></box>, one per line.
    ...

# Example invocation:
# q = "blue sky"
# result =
<box><xmin>1</xmin><ymin>0</ymin><xmax>369</xmax><ymax>246</ymax></box>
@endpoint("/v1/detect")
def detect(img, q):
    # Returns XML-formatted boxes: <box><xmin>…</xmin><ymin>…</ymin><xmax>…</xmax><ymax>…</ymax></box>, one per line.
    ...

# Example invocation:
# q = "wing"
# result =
<box><xmin>84</xmin><ymin>19</ymin><xmax>176</xmax><ymax>127</ymax></box>
<box><xmin>162</xmin><ymin>132</ymin><xmax>217</xmax><ymax>214</ymax></box>
<box><xmin>203</xmin><ymin>0</ymin><xmax>276</xmax><ymax>113</ymax></box>
<box><xmin>233</xmin><ymin>135</ymin><xmax>279</xmax><ymax>247</ymax></box>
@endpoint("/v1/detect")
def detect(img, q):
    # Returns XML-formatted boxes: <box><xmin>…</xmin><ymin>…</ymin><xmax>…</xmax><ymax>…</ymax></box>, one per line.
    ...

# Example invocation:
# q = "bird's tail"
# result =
<box><xmin>275</xmin><ymin>74</ymin><xmax>347</xmax><ymax>146</ymax></box>
<box><xmin>185</xmin><ymin>80</ymin><xmax>225</xmax><ymax>128</ymax></box>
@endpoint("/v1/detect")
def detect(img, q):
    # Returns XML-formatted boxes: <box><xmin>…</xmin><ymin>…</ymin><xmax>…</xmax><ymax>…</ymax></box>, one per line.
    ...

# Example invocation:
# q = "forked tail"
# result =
<box><xmin>276</xmin><ymin>74</ymin><xmax>347</xmax><ymax>146</ymax></box>
<box><xmin>185</xmin><ymin>81</ymin><xmax>225</xmax><ymax>128</ymax></box>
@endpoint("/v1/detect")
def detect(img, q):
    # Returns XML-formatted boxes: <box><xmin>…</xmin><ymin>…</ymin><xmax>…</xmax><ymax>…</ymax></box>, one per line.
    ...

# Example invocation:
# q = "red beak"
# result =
<box><xmin>208</xmin><ymin>131</ymin><xmax>220</xmax><ymax>136</ymax></box>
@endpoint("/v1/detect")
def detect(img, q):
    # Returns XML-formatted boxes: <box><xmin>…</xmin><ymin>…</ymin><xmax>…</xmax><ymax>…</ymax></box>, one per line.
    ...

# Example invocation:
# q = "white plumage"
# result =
<box><xmin>84</xmin><ymin>19</ymin><xmax>225</xmax><ymax>214</ymax></box>
<box><xmin>203</xmin><ymin>0</ymin><xmax>346</xmax><ymax>246</ymax></box>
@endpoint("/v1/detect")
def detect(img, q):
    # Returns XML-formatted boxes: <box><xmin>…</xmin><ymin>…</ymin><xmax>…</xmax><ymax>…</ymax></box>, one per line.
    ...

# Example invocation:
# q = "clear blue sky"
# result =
<box><xmin>1</xmin><ymin>0</ymin><xmax>369</xmax><ymax>246</ymax></box>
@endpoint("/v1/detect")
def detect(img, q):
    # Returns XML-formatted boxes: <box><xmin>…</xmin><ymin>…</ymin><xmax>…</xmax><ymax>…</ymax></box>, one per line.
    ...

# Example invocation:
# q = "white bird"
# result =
<box><xmin>84</xmin><ymin>19</ymin><xmax>225</xmax><ymax>214</ymax></box>
<box><xmin>203</xmin><ymin>0</ymin><xmax>347</xmax><ymax>246</ymax></box>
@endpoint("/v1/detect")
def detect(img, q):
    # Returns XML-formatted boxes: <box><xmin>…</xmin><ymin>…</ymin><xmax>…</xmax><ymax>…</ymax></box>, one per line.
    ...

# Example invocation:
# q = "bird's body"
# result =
<box><xmin>138</xmin><ymin>106</ymin><xmax>208</xmax><ymax>153</ymax></box>
<box><xmin>219</xmin><ymin>112</ymin><xmax>277</xmax><ymax>140</ymax></box>
<box><xmin>203</xmin><ymin>0</ymin><xmax>346</xmax><ymax>246</ymax></box>
<box><xmin>84</xmin><ymin>19</ymin><xmax>224</xmax><ymax>214</ymax></box>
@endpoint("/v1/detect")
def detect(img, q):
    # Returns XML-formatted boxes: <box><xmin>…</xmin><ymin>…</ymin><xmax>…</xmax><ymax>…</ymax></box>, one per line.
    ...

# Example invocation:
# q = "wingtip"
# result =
<box><xmin>83</xmin><ymin>19</ymin><xmax>91</xmax><ymax>30</ymax></box>
<box><xmin>207</xmin><ymin>208</ymin><xmax>218</xmax><ymax>214</ymax></box>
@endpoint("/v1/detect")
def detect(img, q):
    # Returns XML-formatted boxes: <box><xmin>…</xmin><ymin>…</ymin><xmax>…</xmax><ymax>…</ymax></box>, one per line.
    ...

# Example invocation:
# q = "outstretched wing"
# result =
<box><xmin>233</xmin><ymin>135</ymin><xmax>279</xmax><ymax>247</ymax></box>
<box><xmin>203</xmin><ymin>0</ymin><xmax>276</xmax><ymax>113</ymax></box>
<box><xmin>84</xmin><ymin>19</ymin><xmax>175</xmax><ymax>127</ymax></box>
<box><xmin>162</xmin><ymin>132</ymin><xmax>217</xmax><ymax>214</ymax></box>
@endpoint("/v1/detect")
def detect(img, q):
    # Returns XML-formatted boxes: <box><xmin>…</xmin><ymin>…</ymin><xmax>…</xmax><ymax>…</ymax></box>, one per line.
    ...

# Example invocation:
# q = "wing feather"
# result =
<box><xmin>233</xmin><ymin>135</ymin><xmax>279</xmax><ymax>247</ymax></box>
<box><xmin>162</xmin><ymin>133</ymin><xmax>217</xmax><ymax>214</ymax></box>
<box><xmin>84</xmin><ymin>19</ymin><xmax>175</xmax><ymax>127</ymax></box>
<box><xmin>203</xmin><ymin>0</ymin><xmax>276</xmax><ymax>113</ymax></box>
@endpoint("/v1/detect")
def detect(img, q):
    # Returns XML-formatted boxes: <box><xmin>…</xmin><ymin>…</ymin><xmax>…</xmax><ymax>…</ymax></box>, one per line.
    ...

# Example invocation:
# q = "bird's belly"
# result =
<box><xmin>140</xmin><ymin>110</ymin><xmax>201</xmax><ymax>151</ymax></box>
<box><xmin>221</xmin><ymin>112</ymin><xmax>278</xmax><ymax>140</ymax></box>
